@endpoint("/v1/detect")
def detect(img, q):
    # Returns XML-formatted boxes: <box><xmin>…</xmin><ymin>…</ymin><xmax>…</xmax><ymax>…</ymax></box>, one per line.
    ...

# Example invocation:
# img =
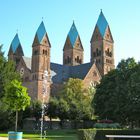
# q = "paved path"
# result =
<box><xmin>0</xmin><ymin>137</ymin><xmax>8</xmax><ymax>140</ymax></box>
<box><xmin>0</xmin><ymin>137</ymin><xmax>28</xmax><ymax>140</ymax></box>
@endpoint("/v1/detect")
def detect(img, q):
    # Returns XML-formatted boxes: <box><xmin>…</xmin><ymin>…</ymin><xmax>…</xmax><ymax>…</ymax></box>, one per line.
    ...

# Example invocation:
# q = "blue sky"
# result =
<box><xmin>0</xmin><ymin>0</ymin><xmax>140</xmax><ymax>66</ymax></box>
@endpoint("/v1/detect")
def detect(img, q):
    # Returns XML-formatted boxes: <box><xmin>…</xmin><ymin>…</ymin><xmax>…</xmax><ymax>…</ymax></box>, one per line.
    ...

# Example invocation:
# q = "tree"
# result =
<box><xmin>93</xmin><ymin>58</ymin><xmax>140</xmax><ymax>127</ymax></box>
<box><xmin>30</xmin><ymin>100</ymin><xmax>42</xmax><ymax>123</ymax></box>
<box><xmin>0</xmin><ymin>45</ymin><xmax>20</xmax><ymax>98</ymax></box>
<box><xmin>46</xmin><ymin>98</ymin><xmax>59</xmax><ymax>129</ymax></box>
<box><xmin>4</xmin><ymin>79</ymin><xmax>30</xmax><ymax>131</ymax></box>
<box><xmin>47</xmin><ymin>98</ymin><xmax>58</xmax><ymax>121</ymax></box>
<box><xmin>0</xmin><ymin>45</ymin><xmax>21</xmax><ymax>130</ymax></box>
<box><xmin>53</xmin><ymin>78</ymin><xmax>94</xmax><ymax>121</ymax></box>
<box><xmin>0</xmin><ymin>101</ymin><xmax>15</xmax><ymax>130</ymax></box>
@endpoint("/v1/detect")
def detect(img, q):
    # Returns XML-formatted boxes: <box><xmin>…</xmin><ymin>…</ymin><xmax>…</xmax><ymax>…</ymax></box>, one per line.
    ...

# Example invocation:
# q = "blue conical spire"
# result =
<box><xmin>36</xmin><ymin>21</ymin><xmax>46</xmax><ymax>43</ymax></box>
<box><xmin>68</xmin><ymin>21</ymin><xmax>79</xmax><ymax>47</ymax></box>
<box><xmin>96</xmin><ymin>10</ymin><xmax>108</xmax><ymax>37</ymax></box>
<box><xmin>11</xmin><ymin>34</ymin><xmax>20</xmax><ymax>53</ymax></box>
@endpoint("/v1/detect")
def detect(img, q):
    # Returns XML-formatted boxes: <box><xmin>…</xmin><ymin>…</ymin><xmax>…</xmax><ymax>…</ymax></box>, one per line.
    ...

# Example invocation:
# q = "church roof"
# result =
<box><xmin>96</xmin><ymin>11</ymin><xmax>108</xmax><ymax>37</ymax></box>
<box><xmin>68</xmin><ymin>22</ymin><xmax>79</xmax><ymax>47</ymax></box>
<box><xmin>70</xmin><ymin>63</ymin><xmax>93</xmax><ymax>79</ymax></box>
<box><xmin>22</xmin><ymin>56</ymin><xmax>31</xmax><ymax>70</ymax></box>
<box><xmin>51</xmin><ymin>63</ymin><xmax>70</xmax><ymax>83</ymax></box>
<box><xmin>10</xmin><ymin>34</ymin><xmax>21</xmax><ymax>53</ymax></box>
<box><xmin>50</xmin><ymin>62</ymin><xmax>93</xmax><ymax>83</ymax></box>
<box><xmin>19</xmin><ymin>58</ymin><xmax>98</xmax><ymax>84</ymax></box>
<box><xmin>36</xmin><ymin>21</ymin><xmax>46</xmax><ymax>43</ymax></box>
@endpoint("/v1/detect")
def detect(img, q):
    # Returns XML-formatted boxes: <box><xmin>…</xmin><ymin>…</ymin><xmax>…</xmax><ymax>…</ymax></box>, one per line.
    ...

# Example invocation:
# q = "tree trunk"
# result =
<box><xmin>15</xmin><ymin>110</ymin><xmax>18</xmax><ymax>132</ymax></box>
<box><xmin>50</xmin><ymin>117</ymin><xmax>52</xmax><ymax>129</ymax></box>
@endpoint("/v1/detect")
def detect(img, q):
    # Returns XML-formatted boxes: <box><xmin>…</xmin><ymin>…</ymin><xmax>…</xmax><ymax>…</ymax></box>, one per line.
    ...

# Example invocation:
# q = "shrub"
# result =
<box><xmin>77</xmin><ymin>129</ymin><xmax>140</xmax><ymax>140</ymax></box>
<box><xmin>78</xmin><ymin>129</ymin><xmax>96</xmax><ymax>140</ymax></box>
<box><xmin>98</xmin><ymin>119</ymin><xmax>113</xmax><ymax>123</ymax></box>
<box><xmin>94</xmin><ymin>123</ymin><xmax>121</xmax><ymax>128</ymax></box>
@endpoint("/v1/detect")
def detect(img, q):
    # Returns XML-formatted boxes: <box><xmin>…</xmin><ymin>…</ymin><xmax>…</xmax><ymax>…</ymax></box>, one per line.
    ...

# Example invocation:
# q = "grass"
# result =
<box><xmin>0</xmin><ymin>129</ymin><xmax>78</xmax><ymax>140</ymax></box>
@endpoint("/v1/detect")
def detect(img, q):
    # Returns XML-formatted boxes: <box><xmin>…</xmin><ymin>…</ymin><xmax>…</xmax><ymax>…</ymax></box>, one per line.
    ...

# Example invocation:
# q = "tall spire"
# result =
<box><xmin>10</xmin><ymin>33</ymin><xmax>21</xmax><ymax>53</ymax></box>
<box><xmin>96</xmin><ymin>10</ymin><xmax>108</xmax><ymax>37</ymax></box>
<box><xmin>68</xmin><ymin>21</ymin><xmax>79</xmax><ymax>47</ymax></box>
<box><xmin>36</xmin><ymin>21</ymin><xmax>46</xmax><ymax>43</ymax></box>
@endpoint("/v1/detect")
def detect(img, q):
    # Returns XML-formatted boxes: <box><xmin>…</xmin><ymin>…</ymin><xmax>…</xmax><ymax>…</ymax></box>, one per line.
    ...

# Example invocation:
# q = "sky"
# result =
<box><xmin>0</xmin><ymin>0</ymin><xmax>140</xmax><ymax>66</ymax></box>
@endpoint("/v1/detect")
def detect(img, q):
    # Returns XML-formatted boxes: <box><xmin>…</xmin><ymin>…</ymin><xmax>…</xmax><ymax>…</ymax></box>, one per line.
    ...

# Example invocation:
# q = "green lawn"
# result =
<box><xmin>0</xmin><ymin>129</ymin><xmax>79</xmax><ymax>140</ymax></box>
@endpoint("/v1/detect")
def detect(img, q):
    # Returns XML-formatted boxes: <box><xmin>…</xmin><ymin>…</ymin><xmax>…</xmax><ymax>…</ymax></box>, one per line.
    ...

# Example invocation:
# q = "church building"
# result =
<box><xmin>8</xmin><ymin>11</ymin><xmax>115</xmax><ymax>102</ymax></box>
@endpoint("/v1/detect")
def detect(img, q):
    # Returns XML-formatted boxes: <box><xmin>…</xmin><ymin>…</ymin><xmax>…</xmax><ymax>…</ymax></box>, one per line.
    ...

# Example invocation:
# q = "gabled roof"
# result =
<box><xmin>22</xmin><ymin>56</ymin><xmax>31</xmax><ymax>70</ymax></box>
<box><xmin>50</xmin><ymin>62</ymin><xmax>93</xmax><ymax>83</ymax></box>
<box><xmin>68</xmin><ymin>22</ymin><xmax>79</xmax><ymax>47</ymax></box>
<box><xmin>50</xmin><ymin>63</ymin><xmax>70</xmax><ymax>83</ymax></box>
<box><xmin>70</xmin><ymin>63</ymin><xmax>93</xmax><ymax>79</ymax></box>
<box><xmin>96</xmin><ymin>11</ymin><xmax>108</xmax><ymax>37</ymax></box>
<box><xmin>36</xmin><ymin>21</ymin><xmax>46</xmax><ymax>43</ymax></box>
<box><xmin>10</xmin><ymin>34</ymin><xmax>21</xmax><ymax>53</ymax></box>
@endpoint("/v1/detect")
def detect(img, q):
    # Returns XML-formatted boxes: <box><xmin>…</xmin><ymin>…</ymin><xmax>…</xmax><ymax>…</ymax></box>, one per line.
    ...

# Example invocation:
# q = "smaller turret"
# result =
<box><xmin>63</xmin><ymin>21</ymin><xmax>84</xmax><ymax>66</ymax></box>
<box><xmin>8</xmin><ymin>33</ymin><xmax>24</xmax><ymax>65</ymax></box>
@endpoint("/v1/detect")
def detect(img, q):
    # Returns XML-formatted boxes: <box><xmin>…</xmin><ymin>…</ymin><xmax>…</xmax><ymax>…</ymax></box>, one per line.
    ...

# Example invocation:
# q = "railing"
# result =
<box><xmin>106</xmin><ymin>135</ymin><xmax>140</xmax><ymax>140</ymax></box>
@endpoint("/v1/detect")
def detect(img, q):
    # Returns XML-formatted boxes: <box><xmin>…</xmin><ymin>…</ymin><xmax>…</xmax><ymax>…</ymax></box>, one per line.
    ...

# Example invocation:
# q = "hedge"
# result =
<box><xmin>77</xmin><ymin>129</ymin><xmax>140</xmax><ymax>140</ymax></box>
<box><xmin>94</xmin><ymin>123</ymin><xmax>121</xmax><ymax>129</ymax></box>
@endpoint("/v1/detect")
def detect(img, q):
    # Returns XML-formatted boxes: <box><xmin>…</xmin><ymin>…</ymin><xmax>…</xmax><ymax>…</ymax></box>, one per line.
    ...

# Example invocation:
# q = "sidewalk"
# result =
<box><xmin>0</xmin><ymin>137</ymin><xmax>8</xmax><ymax>140</ymax></box>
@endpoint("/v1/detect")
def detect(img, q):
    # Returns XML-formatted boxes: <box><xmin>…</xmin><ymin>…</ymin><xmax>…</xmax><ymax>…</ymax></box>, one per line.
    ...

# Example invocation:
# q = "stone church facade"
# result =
<box><xmin>8</xmin><ymin>11</ymin><xmax>115</xmax><ymax>102</ymax></box>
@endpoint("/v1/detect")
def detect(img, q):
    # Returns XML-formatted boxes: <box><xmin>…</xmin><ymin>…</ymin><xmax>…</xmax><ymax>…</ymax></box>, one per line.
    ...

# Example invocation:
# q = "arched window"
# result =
<box><xmin>75</xmin><ymin>56</ymin><xmax>81</xmax><ymax>63</ymax></box>
<box><xmin>67</xmin><ymin>56</ymin><xmax>71</xmax><ymax>63</ymax></box>
<box><xmin>34</xmin><ymin>50</ymin><xmax>38</xmax><ymax>55</ymax></box>
<box><xmin>93</xmin><ymin>52</ymin><xmax>96</xmax><ymax>57</ymax></box>
<box><xmin>45</xmin><ymin>50</ymin><xmax>47</xmax><ymax>55</ymax></box>
<box><xmin>93</xmin><ymin>71</ymin><xmax>97</xmax><ymax>77</ymax></box>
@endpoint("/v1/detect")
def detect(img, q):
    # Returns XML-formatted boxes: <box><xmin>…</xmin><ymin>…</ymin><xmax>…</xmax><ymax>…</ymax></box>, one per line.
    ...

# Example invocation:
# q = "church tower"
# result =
<box><xmin>90</xmin><ymin>10</ymin><xmax>115</xmax><ymax>76</ymax></box>
<box><xmin>63</xmin><ymin>22</ymin><xmax>84</xmax><ymax>66</ymax></box>
<box><xmin>31</xmin><ymin>21</ymin><xmax>51</xmax><ymax>102</ymax></box>
<box><xmin>8</xmin><ymin>34</ymin><xmax>24</xmax><ymax>65</ymax></box>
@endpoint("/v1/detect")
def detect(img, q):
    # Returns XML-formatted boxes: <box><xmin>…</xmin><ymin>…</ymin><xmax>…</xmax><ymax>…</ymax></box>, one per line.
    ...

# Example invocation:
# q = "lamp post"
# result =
<box><xmin>41</xmin><ymin>70</ymin><xmax>49</xmax><ymax>139</ymax></box>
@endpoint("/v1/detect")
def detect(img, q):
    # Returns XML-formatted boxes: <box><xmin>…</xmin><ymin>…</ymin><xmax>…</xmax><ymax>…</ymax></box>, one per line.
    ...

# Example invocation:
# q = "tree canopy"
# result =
<box><xmin>4</xmin><ymin>79</ymin><xmax>31</xmax><ymax>111</ymax></box>
<box><xmin>0</xmin><ymin>45</ymin><xmax>22</xmax><ymax>130</ymax></box>
<box><xmin>47</xmin><ymin>78</ymin><xmax>95</xmax><ymax>121</ymax></box>
<box><xmin>4</xmin><ymin>79</ymin><xmax>30</xmax><ymax>131</ymax></box>
<box><xmin>93</xmin><ymin>58</ymin><xmax>140</xmax><ymax>127</ymax></box>
<box><xmin>0</xmin><ymin>45</ymin><xmax>20</xmax><ymax>98</ymax></box>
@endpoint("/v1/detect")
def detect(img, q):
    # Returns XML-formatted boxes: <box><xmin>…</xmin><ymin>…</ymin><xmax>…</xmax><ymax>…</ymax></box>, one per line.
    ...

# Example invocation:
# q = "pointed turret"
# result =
<box><xmin>11</xmin><ymin>34</ymin><xmax>20</xmax><ymax>53</ymax></box>
<box><xmin>32</xmin><ymin>21</ymin><xmax>51</xmax><ymax>47</ymax></box>
<box><xmin>63</xmin><ymin>22</ymin><xmax>84</xmax><ymax>66</ymax></box>
<box><xmin>8</xmin><ymin>34</ymin><xmax>24</xmax><ymax>55</ymax></box>
<box><xmin>96</xmin><ymin>10</ymin><xmax>108</xmax><ymax>37</ymax></box>
<box><xmin>8</xmin><ymin>34</ymin><xmax>24</xmax><ymax>64</ymax></box>
<box><xmin>90</xmin><ymin>10</ymin><xmax>115</xmax><ymax>76</ymax></box>
<box><xmin>91</xmin><ymin>10</ymin><xmax>113</xmax><ymax>42</ymax></box>
<box><xmin>68</xmin><ymin>22</ymin><xmax>79</xmax><ymax>47</ymax></box>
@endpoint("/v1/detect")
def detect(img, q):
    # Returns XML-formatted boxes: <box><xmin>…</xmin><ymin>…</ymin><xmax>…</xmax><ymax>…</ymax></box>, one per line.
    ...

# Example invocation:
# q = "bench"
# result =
<box><xmin>106</xmin><ymin>135</ymin><xmax>140</xmax><ymax>140</ymax></box>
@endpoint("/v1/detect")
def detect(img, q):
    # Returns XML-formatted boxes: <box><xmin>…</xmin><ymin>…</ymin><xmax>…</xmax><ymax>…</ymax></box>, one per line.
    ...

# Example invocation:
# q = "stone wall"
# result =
<box><xmin>23</xmin><ymin>120</ymin><xmax>95</xmax><ymax>130</ymax></box>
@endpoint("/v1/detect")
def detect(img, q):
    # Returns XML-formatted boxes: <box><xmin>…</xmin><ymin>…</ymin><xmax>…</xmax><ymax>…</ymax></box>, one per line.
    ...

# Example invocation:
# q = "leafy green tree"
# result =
<box><xmin>0</xmin><ymin>45</ymin><xmax>20</xmax><ymax>98</ymax></box>
<box><xmin>93</xmin><ymin>58</ymin><xmax>140</xmax><ymax>127</ymax></box>
<box><xmin>58</xmin><ymin>78</ymin><xmax>94</xmax><ymax>121</ymax></box>
<box><xmin>57</xmin><ymin>98</ymin><xmax>70</xmax><ymax>120</ymax></box>
<box><xmin>17</xmin><ymin>100</ymin><xmax>42</xmax><ymax>130</ymax></box>
<box><xmin>47</xmin><ymin>98</ymin><xmax>58</xmax><ymax>121</ymax></box>
<box><xmin>30</xmin><ymin>100</ymin><xmax>42</xmax><ymax>122</ymax></box>
<box><xmin>0</xmin><ymin>45</ymin><xmax>21</xmax><ymax>130</ymax></box>
<box><xmin>4</xmin><ymin>79</ymin><xmax>30</xmax><ymax>131</ymax></box>
<box><xmin>0</xmin><ymin>101</ymin><xmax>15</xmax><ymax>130</ymax></box>
<box><xmin>46</xmin><ymin>98</ymin><xmax>60</xmax><ymax>129</ymax></box>
<box><xmin>0</xmin><ymin>45</ymin><xmax>4</xmax><ymax>56</ymax></box>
